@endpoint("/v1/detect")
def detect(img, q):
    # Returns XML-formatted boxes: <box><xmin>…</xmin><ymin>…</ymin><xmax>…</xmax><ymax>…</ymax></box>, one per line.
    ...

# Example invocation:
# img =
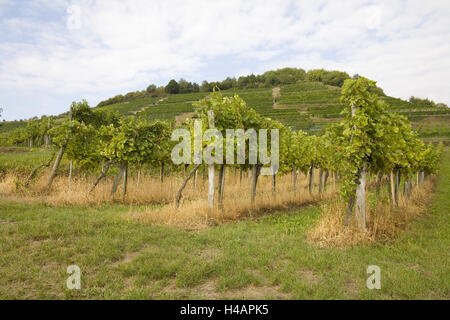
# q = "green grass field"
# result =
<box><xmin>0</xmin><ymin>148</ymin><xmax>58</xmax><ymax>173</ymax></box>
<box><xmin>0</xmin><ymin>121</ymin><xmax>28</xmax><ymax>133</ymax></box>
<box><xmin>1</xmin><ymin>150</ymin><xmax>448</xmax><ymax>299</ymax></box>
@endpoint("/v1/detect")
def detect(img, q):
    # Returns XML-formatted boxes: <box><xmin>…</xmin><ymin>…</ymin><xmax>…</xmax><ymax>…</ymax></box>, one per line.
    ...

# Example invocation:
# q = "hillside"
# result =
<box><xmin>92</xmin><ymin>80</ymin><xmax>450</xmax><ymax>141</ymax></box>
<box><xmin>1</xmin><ymin>70</ymin><xmax>450</xmax><ymax>146</ymax></box>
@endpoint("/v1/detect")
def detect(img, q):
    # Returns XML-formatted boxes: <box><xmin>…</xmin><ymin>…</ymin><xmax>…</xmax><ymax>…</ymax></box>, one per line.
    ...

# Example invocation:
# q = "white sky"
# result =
<box><xmin>0</xmin><ymin>0</ymin><xmax>449</xmax><ymax>120</ymax></box>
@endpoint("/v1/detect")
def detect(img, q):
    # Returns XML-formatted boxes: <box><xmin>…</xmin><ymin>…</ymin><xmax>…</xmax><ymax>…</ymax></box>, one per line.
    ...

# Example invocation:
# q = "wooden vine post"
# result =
<box><xmin>308</xmin><ymin>163</ymin><xmax>314</xmax><ymax>194</ymax></box>
<box><xmin>352</xmin><ymin>103</ymin><xmax>367</xmax><ymax>229</ymax></box>
<box><xmin>292</xmin><ymin>168</ymin><xmax>297</xmax><ymax>193</ymax></box>
<box><xmin>46</xmin><ymin>106</ymin><xmax>72</xmax><ymax>190</ymax></box>
<box><xmin>207</xmin><ymin>110</ymin><xmax>215</xmax><ymax>209</ymax></box>
<box><xmin>218</xmin><ymin>164</ymin><xmax>226</xmax><ymax>208</ymax></box>
<box><xmin>67</xmin><ymin>108</ymin><xmax>73</xmax><ymax>190</ymax></box>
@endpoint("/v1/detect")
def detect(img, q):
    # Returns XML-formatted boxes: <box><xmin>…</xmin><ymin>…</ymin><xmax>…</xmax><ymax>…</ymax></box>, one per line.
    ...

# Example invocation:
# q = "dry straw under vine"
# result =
<box><xmin>307</xmin><ymin>176</ymin><xmax>437</xmax><ymax>247</ymax></box>
<box><xmin>0</xmin><ymin>170</ymin><xmax>337</xmax><ymax>230</ymax></box>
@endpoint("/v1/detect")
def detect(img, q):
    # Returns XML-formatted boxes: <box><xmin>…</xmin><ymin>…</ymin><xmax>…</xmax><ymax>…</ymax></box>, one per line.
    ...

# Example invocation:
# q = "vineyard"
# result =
<box><xmin>0</xmin><ymin>75</ymin><xmax>448</xmax><ymax>299</ymax></box>
<box><xmin>0</xmin><ymin>76</ymin><xmax>445</xmax><ymax>232</ymax></box>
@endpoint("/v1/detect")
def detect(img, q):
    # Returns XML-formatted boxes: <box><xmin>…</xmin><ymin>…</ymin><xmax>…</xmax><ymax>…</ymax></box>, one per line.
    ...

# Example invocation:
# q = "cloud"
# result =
<box><xmin>0</xmin><ymin>0</ymin><xmax>449</xmax><ymax>120</ymax></box>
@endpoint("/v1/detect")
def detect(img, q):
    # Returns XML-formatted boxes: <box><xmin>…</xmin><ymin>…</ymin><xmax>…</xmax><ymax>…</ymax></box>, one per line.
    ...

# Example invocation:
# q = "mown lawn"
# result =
<box><xmin>0</xmin><ymin>152</ymin><xmax>449</xmax><ymax>299</ymax></box>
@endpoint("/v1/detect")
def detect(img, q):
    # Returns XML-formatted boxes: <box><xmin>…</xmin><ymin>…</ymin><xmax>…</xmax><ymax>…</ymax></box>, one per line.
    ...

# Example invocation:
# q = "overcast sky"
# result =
<box><xmin>0</xmin><ymin>0</ymin><xmax>449</xmax><ymax>120</ymax></box>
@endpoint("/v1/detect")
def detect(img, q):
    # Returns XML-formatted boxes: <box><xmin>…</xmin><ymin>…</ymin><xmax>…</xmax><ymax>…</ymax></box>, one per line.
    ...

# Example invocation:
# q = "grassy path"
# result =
<box><xmin>0</xmin><ymin>152</ymin><xmax>449</xmax><ymax>299</ymax></box>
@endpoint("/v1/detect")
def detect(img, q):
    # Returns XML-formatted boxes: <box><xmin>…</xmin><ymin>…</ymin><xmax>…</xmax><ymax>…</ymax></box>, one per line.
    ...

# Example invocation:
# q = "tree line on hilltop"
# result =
<box><xmin>97</xmin><ymin>68</ymin><xmax>356</xmax><ymax>108</ymax></box>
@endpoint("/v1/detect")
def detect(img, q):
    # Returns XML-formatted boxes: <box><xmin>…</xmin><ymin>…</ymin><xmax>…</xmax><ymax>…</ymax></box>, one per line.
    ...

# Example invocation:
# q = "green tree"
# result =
<box><xmin>146</xmin><ymin>84</ymin><xmax>157</xmax><ymax>93</ymax></box>
<box><xmin>306</xmin><ymin>69</ymin><xmax>325</xmax><ymax>82</ymax></box>
<box><xmin>220</xmin><ymin>77</ymin><xmax>236</xmax><ymax>90</ymax></box>
<box><xmin>165</xmin><ymin>79</ymin><xmax>180</xmax><ymax>94</ymax></box>
<box><xmin>264</xmin><ymin>72</ymin><xmax>280</xmax><ymax>87</ymax></box>
<box><xmin>178</xmin><ymin>78</ymin><xmax>193</xmax><ymax>94</ymax></box>
<box><xmin>200</xmin><ymin>80</ymin><xmax>211</xmax><ymax>92</ymax></box>
<box><xmin>192</xmin><ymin>82</ymin><xmax>200</xmax><ymax>92</ymax></box>
<box><xmin>409</xmin><ymin>96</ymin><xmax>435</xmax><ymax>107</ymax></box>
<box><xmin>321</xmin><ymin>70</ymin><xmax>350</xmax><ymax>87</ymax></box>
<box><xmin>264</xmin><ymin>68</ymin><xmax>306</xmax><ymax>85</ymax></box>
